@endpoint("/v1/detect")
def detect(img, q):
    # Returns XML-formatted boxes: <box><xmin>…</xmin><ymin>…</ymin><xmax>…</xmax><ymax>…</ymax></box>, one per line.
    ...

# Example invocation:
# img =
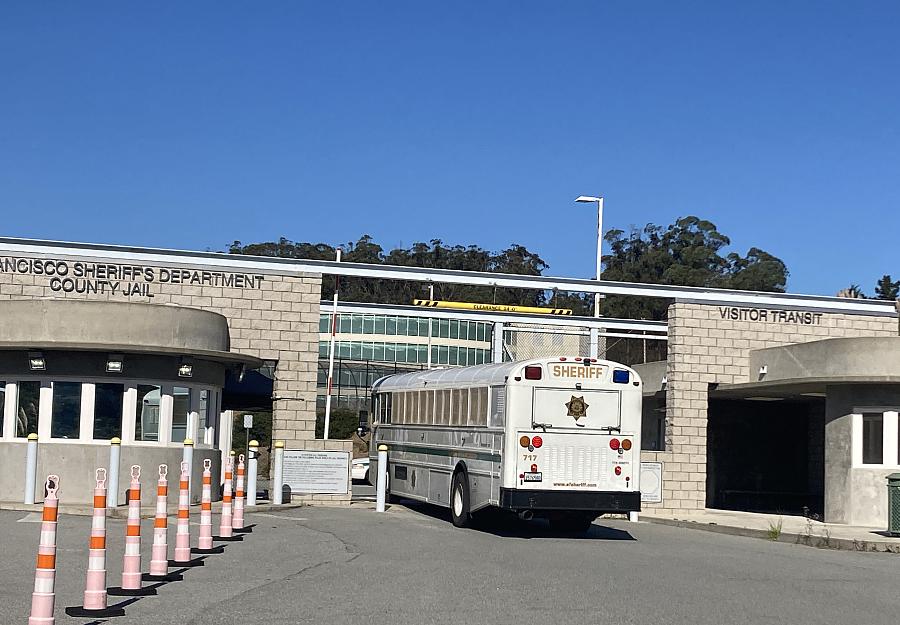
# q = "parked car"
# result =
<box><xmin>351</xmin><ymin>457</ymin><xmax>370</xmax><ymax>482</ymax></box>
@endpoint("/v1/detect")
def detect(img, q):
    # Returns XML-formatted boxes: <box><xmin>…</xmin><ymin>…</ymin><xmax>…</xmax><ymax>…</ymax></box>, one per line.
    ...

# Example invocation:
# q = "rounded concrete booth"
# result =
<box><xmin>0</xmin><ymin>299</ymin><xmax>261</xmax><ymax>506</ymax></box>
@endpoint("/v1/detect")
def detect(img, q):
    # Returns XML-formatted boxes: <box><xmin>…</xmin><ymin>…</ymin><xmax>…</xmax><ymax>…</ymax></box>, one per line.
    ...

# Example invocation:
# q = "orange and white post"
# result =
<box><xmin>149</xmin><ymin>464</ymin><xmax>171</xmax><ymax>577</ymax></box>
<box><xmin>173</xmin><ymin>461</ymin><xmax>193</xmax><ymax>564</ymax></box>
<box><xmin>232</xmin><ymin>453</ymin><xmax>248</xmax><ymax>532</ymax></box>
<box><xmin>216</xmin><ymin>454</ymin><xmax>240</xmax><ymax>541</ymax></box>
<box><xmin>66</xmin><ymin>469</ymin><xmax>126</xmax><ymax>618</ymax></box>
<box><xmin>193</xmin><ymin>459</ymin><xmax>224</xmax><ymax>554</ymax></box>
<box><xmin>28</xmin><ymin>475</ymin><xmax>60</xmax><ymax>625</ymax></box>
<box><xmin>109</xmin><ymin>465</ymin><xmax>156</xmax><ymax>596</ymax></box>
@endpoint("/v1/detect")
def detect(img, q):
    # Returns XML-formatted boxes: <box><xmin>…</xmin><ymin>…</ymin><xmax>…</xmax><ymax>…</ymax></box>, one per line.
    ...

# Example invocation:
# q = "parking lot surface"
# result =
<box><xmin>2</xmin><ymin>501</ymin><xmax>900</xmax><ymax>625</ymax></box>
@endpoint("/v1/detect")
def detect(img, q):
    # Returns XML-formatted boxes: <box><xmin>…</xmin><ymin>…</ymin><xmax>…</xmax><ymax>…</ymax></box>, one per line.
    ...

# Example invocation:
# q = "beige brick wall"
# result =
<box><xmin>0</xmin><ymin>256</ymin><xmax>353</xmax><ymax>504</ymax></box>
<box><xmin>644</xmin><ymin>302</ymin><xmax>896</xmax><ymax>515</ymax></box>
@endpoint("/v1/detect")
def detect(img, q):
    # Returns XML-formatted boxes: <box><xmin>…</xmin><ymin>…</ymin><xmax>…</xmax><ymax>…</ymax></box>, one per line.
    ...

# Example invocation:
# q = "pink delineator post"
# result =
<box><xmin>217</xmin><ymin>455</ymin><xmax>234</xmax><ymax>538</ymax></box>
<box><xmin>84</xmin><ymin>469</ymin><xmax>109</xmax><ymax>610</ymax></box>
<box><xmin>174</xmin><ymin>461</ymin><xmax>192</xmax><ymax>563</ymax></box>
<box><xmin>198</xmin><ymin>459</ymin><xmax>214</xmax><ymax>549</ymax></box>
<box><xmin>232</xmin><ymin>454</ymin><xmax>246</xmax><ymax>531</ymax></box>
<box><xmin>149</xmin><ymin>464</ymin><xmax>169</xmax><ymax>576</ymax></box>
<box><xmin>29</xmin><ymin>475</ymin><xmax>60</xmax><ymax>625</ymax></box>
<box><xmin>121</xmin><ymin>465</ymin><xmax>143</xmax><ymax>590</ymax></box>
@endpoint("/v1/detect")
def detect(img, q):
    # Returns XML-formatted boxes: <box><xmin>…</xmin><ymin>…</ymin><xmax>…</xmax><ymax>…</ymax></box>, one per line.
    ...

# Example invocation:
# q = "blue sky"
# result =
<box><xmin>1</xmin><ymin>2</ymin><xmax>898</xmax><ymax>296</ymax></box>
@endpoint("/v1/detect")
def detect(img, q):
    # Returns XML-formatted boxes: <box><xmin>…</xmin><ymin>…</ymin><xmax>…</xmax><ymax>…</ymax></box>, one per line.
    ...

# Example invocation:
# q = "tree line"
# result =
<box><xmin>227</xmin><ymin>215</ymin><xmax>790</xmax><ymax>321</ymax></box>
<box><xmin>838</xmin><ymin>276</ymin><xmax>899</xmax><ymax>301</ymax></box>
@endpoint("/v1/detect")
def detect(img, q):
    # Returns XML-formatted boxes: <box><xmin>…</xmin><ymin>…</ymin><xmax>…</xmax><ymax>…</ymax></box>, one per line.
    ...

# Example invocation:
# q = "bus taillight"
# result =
<box><xmin>622</xmin><ymin>439</ymin><xmax>632</xmax><ymax>451</ymax></box>
<box><xmin>609</xmin><ymin>438</ymin><xmax>620</xmax><ymax>450</ymax></box>
<box><xmin>614</xmin><ymin>466</ymin><xmax>622</xmax><ymax>476</ymax></box>
<box><xmin>519</xmin><ymin>436</ymin><xmax>530</xmax><ymax>448</ymax></box>
<box><xmin>524</xmin><ymin>365</ymin><xmax>542</xmax><ymax>380</ymax></box>
<box><xmin>531</xmin><ymin>435</ymin><xmax>543</xmax><ymax>448</ymax></box>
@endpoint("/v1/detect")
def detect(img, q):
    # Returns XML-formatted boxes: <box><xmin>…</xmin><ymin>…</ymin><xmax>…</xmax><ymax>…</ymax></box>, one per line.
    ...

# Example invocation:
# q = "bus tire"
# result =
<box><xmin>450</xmin><ymin>471</ymin><xmax>472</xmax><ymax>528</ymax></box>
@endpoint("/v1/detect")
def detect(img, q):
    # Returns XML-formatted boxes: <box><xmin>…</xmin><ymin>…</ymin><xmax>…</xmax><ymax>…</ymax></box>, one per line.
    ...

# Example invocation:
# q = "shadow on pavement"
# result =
<box><xmin>397</xmin><ymin>499</ymin><xmax>635</xmax><ymax>541</ymax></box>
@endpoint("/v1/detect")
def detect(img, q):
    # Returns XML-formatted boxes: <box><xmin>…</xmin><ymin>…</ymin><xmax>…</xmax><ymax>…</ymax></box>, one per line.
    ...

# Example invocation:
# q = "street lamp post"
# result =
<box><xmin>575</xmin><ymin>195</ymin><xmax>604</xmax><ymax>359</ymax></box>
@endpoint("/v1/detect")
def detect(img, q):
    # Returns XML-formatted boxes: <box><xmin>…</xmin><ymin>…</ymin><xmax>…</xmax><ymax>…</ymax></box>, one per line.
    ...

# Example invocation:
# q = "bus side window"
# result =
<box><xmin>384</xmin><ymin>393</ymin><xmax>392</xmax><ymax>424</ymax></box>
<box><xmin>489</xmin><ymin>386</ymin><xmax>505</xmax><ymax>428</ymax></box>
<box><xmin>468</xmin><ymin>387</ymin><xmax>488</xmax><ymax>427</ymax></box>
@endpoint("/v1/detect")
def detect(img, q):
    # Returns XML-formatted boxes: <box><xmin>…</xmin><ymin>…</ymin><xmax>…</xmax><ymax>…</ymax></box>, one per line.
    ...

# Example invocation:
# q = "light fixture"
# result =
<box><xmin>746</xmin><ymin>396</ymin><xmax>784</xmax><ymax>402</ymax></box>
<box><xmin>660</xmin><ymin>376</ymin><xmax>668</xmax><ymax>388</ymax></box>
<box><xmin>178</xmin><ymin>360</ymin><xmax>193</xmax><ymax>378</ymax></box>
<box><xmin>801</xmin><ymin>392</ymin><xmax>827</xmax><ymax>398</ymax></box>
<box><xmin>575</xmin><ymin>195</ymin><xmax>602</xmax><ymax>203</ymax></box>
<box><xmin>106</xmin><ymin>354</ymin><xmax>124</xmax><ymax>374</ymax></box>
<box><xmin>28</xmin><ymin>352</ymin><xmax>46</xmax><ymax>371</ymax></box>
<box><xmin>758</xmin><ymin>365</ymin><xmax>768</xmax><ymax>377</ymax></box>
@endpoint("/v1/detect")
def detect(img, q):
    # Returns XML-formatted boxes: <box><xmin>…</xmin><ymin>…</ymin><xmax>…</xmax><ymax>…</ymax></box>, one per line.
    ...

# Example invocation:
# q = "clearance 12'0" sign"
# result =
<box><xmin>0</xmin><ymin>257</ymin><xmax>265</xmax><ymax>298</ymax></box>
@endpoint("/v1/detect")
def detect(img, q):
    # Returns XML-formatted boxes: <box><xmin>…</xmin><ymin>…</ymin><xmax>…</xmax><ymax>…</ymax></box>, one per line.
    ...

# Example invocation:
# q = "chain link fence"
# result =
<box><xmin>501</xmin><ymin>323</ymin><xmax>667</xmax><ymax>367</ymax></box>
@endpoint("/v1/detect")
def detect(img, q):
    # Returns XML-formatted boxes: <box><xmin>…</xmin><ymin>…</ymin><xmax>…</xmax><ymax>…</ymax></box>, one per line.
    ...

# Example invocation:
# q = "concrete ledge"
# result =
<box><xmin>643</xmin><ymin>514</ymin><xmax>900</xmax><ymax>553</ymax></box>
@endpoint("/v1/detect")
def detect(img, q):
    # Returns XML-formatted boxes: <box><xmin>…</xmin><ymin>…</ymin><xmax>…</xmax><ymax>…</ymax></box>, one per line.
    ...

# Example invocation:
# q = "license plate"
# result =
<box><xmin>523</xmin><ymin>472</ymin><xmax>542</xmax><ymax>482</ymax></box>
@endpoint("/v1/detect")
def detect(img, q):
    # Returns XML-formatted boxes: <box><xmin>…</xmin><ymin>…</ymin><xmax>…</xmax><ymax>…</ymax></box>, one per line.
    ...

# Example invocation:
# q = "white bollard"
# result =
<box><xmin>107</xmin><ymin>437</ymin><xmax>121</xmax><ymax>508</ymax></box>
<box><xmin>376</xmin><ymin>445</ymin><xmax>388</xmax><ymax>513</ymax></box>
<box><xmin>182</xmin><ymin>438</ymin><xmax>194</xmax><ymax>503</ymax></box>
<box><xmin>247</xmin><ymin>440</ymin><xmax>259</xmax><ymax>506</ymax></box>
<box><xmin>24</xmin><ymin>433</ymin><xmax>38</xmax><ymax>505</ymax></box>
<box><xmin>629</xmin><ymin>511</ymin><xmax>639</xmax><ymax>522</ymax></box>
<box><xmin>272</xmin><ymin>441</ymin><xmax>285</xmax><ymax>505</ymax></box>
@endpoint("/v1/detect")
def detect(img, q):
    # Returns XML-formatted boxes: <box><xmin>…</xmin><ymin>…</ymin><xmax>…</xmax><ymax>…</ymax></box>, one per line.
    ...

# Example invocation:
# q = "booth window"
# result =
<box><xmin>862</xmin><ymin>413</ymin><xmax>884</xmax><ymax>465</ymax></box>
<box><xmin>94</xmin><ymin>383</ymin><xmax>124</xmax><ymax>440</ymax></box>
<box><xmin>51</xmin><ymin>381</ymin><xmax>82</xmax><ymax>439</ymax></box>
<box><xmin>134</xmin><ymin>385</ymin><xmax>161</xmax><ymax>441</ymax></box>
<box><xmin>0</xmin><ymin>381</ymin><xmax>5</xmax><ymax>434</ymax></box>
<box><xmin>171</xmin><ymin>386</ymin><xmax>191</xmax><ymax>442</ymax></box>
<box><xmin>17</xmin><ymin>381</ymin><xmax>40</xmax><ymax>438</ymax></box>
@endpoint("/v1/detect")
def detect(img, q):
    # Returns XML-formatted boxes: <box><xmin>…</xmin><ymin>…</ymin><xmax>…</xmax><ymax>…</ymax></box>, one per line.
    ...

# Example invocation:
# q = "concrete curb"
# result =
<box><xmin>0</xmin><ymin>500</ymin><xmax>306</xmax><ymax>519</ymax></box>
<box><xmin>642</xmin><ymin>516</ymin><xmax>900</xmax><ymax>553</ymax></box>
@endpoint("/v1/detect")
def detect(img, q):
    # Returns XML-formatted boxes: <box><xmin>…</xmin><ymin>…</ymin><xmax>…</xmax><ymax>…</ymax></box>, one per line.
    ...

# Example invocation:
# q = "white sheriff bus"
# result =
<box><xmin>367</xmin><ymin>356</ymin><xmax>642</xmax><ymax>533</ymax></box>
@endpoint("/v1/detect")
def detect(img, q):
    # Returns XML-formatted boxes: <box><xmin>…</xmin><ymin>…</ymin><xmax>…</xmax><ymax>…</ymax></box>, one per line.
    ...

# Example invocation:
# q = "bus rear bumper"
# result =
<box><xmin>499</xmin><ymin>488</ymin><xmax>641</xmax><ymax>513</ymax></box>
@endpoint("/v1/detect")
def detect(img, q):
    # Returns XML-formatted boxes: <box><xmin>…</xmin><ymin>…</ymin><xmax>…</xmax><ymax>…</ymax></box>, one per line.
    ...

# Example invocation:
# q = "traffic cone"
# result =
<box><xmin>192</xmin><ymin>459</ymin><xmax>223</xmax><ymax>554</ymax></box>
<box><xmin>109</xmin><ymin>466</ymin><xmax>156</xmax><ymax>596</ymax></box>
<box><xmin>28</xmin><ymin>475</ymin><xmax>60</xmax><ymax>625</ymax></box>
<box><xmin>215</xmin><ymin>454</ymin><xmax>241</xmax><ymax>542</ymax></box>
<box><xmin>232</xmin><ymin>453</ymin><xmax>250</xmax><ymax>533</ymax></box>
<box><xmin>170</xmin><ymin>461</ymin><xmax>203</xmax><ymax>567</ymax></box>
<box><xmin>66</xmin><ymin>469</ymin><xmax>126</xmax><ymax>618</ymax></box>
<box><xmin>144</xmin><ymin>464</ymin><xmax>182</xmax><ymax>582</ymax></box>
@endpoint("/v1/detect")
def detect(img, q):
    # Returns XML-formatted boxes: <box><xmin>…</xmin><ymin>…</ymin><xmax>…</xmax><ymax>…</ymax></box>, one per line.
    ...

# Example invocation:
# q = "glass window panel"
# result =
<box><xmin>339</xmin><ymin>314</ymin><xmax>352</xmax><ymax>333</ymax></box>
<box><xmin>374</xmin><ymin>343</ymin><xmax>386</xmax><ymax>362</ymax></box>
<box><xmin>477</xmin><ymin>323</ymin><xmax>486</xmax><ymax>342</ymax></box>
<box><xmin>449</xmin><ymin>320</ymin><xmax>459</xmax><ymax>339</ymax></box>
<box><xmin>351</xmin><ymin>315</ymin><xmax>363</xmax><ymax>334</ymax></box>
<box><xmin>319</xmin><ymin>315</ymin><xmax>330</xmax><ymax>333</ymax></box>
<box><xmin>375</xmin><ymin>316</ymin><xmax>386</xmax><ymax>335</ymax></box>
<box><xmin>396</xmin><ymin>344</ymin><xmax>409</xmax><ymax>363</ymax></box>
<box><xmin>16</xmin><ymin>381</ymin><xmax>40</xmax><ymax>438</ymax></box>
<box><xmin>467</xmin><ymin>322</ymin><xmax>477</xmax><ymax>341</ymax></box>
<box><xmin>363</xmin><ymin>315</ymin><xmax>375</xmax><ymax>334</ymax></box>
<box><xmin>449</xmin><ymin>346</ymin><xmax>459</xmax><ymax>365</ymax></box>
<box><xmin>0</xmin><ymin>381</ymin><xmax>5</xmax><ymax>435</ymax></box>
<box><xmin>171</xmin><ymin>387</ymin><xmax>191</xmax><ymax>443</ymax></box>
<box><xmin>362</xmin><ymin>342</ymin><xmax>375</xmax><ymax>361</ymax></box>
<box><xmin>51</xmin><ymin>382</ymin><xmax>82</xmax><ymax>439</ymax></box>
<box><xmin>414</xmin><ymin>318</ymin><xmax>425</xmax><ymax>337</ymax></box>
<box><xmin>350</xmin><ymin>342</ymin><xmax>363</xmax><ymax>360</ymax></box>
<box><xmin>386</xmin><ymin>316</ymin><xmax>397</xmax><ymax>335</ymax></box>
<box><xmin>467</xmin><ymin>348</ymin><xmax>475</xmax><ymax>366</ymax></box>
<box><xmin>135</xmin><ymin>385</ymin><xmax>160</xmax><ymax>441</ymax></box>
<box><xmin>199</xmin><ymin>389</ymin><xmax>209</xmax><ymax>431</ymax></box>
<box><xmin>94</xmin><ymin>383</ymin><xmax>123</xmax><ymax>440</ymax></box>
<box><xmin>396</xmin><ymin>318</ymin><xmax>408</xmax><ymax>336</ymax></box>
<box><xmin>862</xmin><ymin>413</ymin><xmax>884</xmax><ymax>464</ymax></box>
<box><xmin>416</xmin><ymin>345</ymin><xmax>427</xmax><ymax>364</ymax></box>
<box><xmin>319</xmin><ymin>341</ymin><xmax>329</xmax><ymax>357</ymax></box>
<box><xmin>438</xmin><ymin>319</ymin><xmax>449</xmax><ymax>338</ymax></box>
<box><xmin>338</xmin><ymin>342</ymin><xmax>351</xmax><ymax>359</ymax></box>
<box><xmin>438</xmin><ymin>345</ymin><xmax>450</xmax><ymax>365</ymax></box>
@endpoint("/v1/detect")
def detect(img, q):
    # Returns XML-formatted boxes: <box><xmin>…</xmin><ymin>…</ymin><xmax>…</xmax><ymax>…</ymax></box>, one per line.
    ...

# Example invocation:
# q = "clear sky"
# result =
<box><xmin>2</xmin><ymin>2</ymin><xmax>898</xmax><ymax>296</ymax></box>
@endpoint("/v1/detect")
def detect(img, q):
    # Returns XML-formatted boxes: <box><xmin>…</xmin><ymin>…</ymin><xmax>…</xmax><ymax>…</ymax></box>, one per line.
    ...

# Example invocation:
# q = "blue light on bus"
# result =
<box><xmin>612</xmin><ymin>369</ymin><xmax>630</xmax><ymax>384</ymax></box>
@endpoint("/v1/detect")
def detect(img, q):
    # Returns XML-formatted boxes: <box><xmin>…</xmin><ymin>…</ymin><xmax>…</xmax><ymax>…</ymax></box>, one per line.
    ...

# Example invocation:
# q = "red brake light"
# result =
<box><xmin>614</xmin><ymin>466</ymin><xmax>622</xmax><ymax>476</ymax></box>
<box><xmin>524</xmin><ymin>365</ymin><xmax>542</xmax><ymax>380</ymax></box>
<box><xmin>531</xmin><ymin>435</ymin><xmax>543</xmax><ymax>448</ymax></box>
<box><xmin>609</xmin><ymin>438</ymin><xmax>620</xmax><ymax>450</ymax></box>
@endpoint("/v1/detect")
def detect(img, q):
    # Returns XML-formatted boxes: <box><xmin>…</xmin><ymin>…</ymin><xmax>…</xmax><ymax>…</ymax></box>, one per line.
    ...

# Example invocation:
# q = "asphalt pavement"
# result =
<box><xmin>3</xmin><ymin>500</ymin><xmax>900</xmax><ymax>625</ymax></box>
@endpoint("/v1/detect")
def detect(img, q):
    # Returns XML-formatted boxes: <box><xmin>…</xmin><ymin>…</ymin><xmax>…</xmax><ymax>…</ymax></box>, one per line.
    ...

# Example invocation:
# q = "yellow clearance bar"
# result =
<box><xmin>412</xmin><ymin>299</ymin><xmax>573</xmax><ymax>316</ymax></box>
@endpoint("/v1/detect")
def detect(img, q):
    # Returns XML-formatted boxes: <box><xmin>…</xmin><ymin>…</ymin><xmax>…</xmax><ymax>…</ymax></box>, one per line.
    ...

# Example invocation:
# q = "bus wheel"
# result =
<box><xmin>551</xmin><ymin>513</ymin><xmax>595</xmax><ymax>535</ymax></box>
<box><xmin>450</xmin><ymin>472</ymin><xmax>472</xmax><ymax>528</ymax></box>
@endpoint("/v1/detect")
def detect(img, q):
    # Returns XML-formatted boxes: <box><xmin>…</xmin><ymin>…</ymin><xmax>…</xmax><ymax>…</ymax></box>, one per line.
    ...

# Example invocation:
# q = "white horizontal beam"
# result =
<box><xmin>0</xmin><ymin>237</ymin><xmax>895</xmax><ymax>316</ymax></box>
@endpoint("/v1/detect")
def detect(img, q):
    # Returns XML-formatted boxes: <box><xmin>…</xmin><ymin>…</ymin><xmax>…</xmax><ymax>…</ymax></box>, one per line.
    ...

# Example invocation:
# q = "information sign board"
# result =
<box><xmin>283</xmin><ymin>450</ymin><xmax>351</xmax><ymax>494</ymax></box>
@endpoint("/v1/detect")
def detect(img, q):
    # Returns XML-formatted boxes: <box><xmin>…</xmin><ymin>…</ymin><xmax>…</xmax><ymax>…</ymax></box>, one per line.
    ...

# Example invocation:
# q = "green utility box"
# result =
<box><xmin>887</xmin><ymin>473</ymin><xmax>900</xmax><ymax>536</ymax></box>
